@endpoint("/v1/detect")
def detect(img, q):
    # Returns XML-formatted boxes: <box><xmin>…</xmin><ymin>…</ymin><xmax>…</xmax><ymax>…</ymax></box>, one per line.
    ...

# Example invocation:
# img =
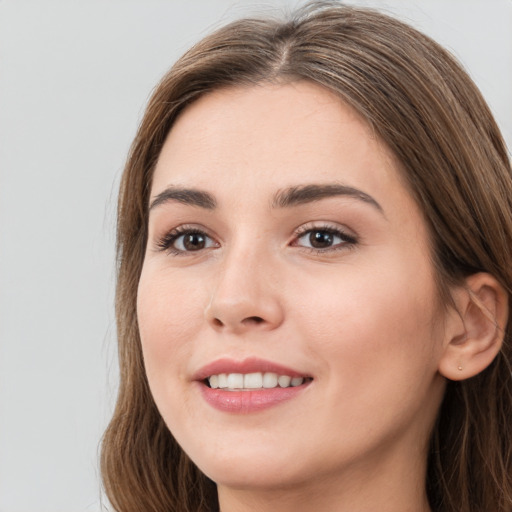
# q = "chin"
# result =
<box><xmin>183</xmin><ymin>440</ymin><xmax>309</xmax><ymax>490</ymax></box>
<box><xmin>200</xmin><ymin>459</ymin><xmax>306</xmax><ymax>491</ymax></box>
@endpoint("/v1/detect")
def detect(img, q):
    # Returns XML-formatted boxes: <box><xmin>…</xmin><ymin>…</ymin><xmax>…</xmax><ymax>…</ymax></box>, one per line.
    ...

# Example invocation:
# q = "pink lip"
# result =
<box><xmin>193</xmin><ymin>357</ymin><xmax>312</xmax><ymax>414</ymax></box>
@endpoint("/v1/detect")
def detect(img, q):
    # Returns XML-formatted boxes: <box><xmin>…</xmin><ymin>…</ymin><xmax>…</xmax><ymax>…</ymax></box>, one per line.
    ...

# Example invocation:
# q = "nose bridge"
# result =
<box><xmin>205</xmin><ymin>235</ymin><xmax>283</xmax><ymax>332</ymax></box>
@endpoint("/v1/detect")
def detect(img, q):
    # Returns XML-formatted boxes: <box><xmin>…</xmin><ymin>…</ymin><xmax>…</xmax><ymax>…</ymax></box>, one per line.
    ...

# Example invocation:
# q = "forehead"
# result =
<box><xmin>151</xmin><ymin>81</ymin><xmax>406</xmax><ymax>210</ymax></box>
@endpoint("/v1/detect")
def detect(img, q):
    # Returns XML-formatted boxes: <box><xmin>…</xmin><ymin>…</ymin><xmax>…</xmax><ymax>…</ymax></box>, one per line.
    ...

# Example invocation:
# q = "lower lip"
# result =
<box><xmin>198</xmin><ymin>382</ymin><xmax>309</xmax><ymax>413</ymax></box>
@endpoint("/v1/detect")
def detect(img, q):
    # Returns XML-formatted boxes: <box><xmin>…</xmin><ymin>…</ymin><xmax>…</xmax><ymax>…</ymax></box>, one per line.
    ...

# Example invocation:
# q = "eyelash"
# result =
<box><xmin>155</xmin><ymin>225</ymin><xmax>217</xmax><ymax>256</ymax></box>
<box><xmin>155</xmin><ymin>224</ymin><xmax>358</xmax><ymax>256</ymax></box>
<box><xmin>293</xmin><ymin>224</ymin><xmax>358</xmax><ymax>253</ymax></box>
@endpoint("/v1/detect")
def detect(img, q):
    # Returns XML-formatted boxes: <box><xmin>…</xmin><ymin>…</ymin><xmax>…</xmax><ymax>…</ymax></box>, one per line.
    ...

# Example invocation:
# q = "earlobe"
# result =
<box><xmin>438</xmin><ymin>273</ymin><xmax>509</xmax><ymax>381</ymax></box>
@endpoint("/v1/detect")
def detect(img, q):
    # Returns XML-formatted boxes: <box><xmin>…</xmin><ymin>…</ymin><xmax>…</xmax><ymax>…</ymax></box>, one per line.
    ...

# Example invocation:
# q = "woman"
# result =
<box><xmin>101</xmin><ymin>2</ymin><xmax>512</xmax><ymax>511</ymax></box>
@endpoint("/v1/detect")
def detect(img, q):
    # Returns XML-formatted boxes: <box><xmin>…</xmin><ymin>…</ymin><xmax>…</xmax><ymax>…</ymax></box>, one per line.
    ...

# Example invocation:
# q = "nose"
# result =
<box><xmin>205</xmin><ymin>248</ymin><xmax>284</xmax><ymax>334</ymax></box>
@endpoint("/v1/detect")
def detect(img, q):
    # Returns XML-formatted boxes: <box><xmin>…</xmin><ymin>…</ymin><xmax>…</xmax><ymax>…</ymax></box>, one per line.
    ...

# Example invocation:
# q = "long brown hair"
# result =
<box><xmin>101</xmin><ymin>3</ymin><xmax>512</xmax><ymax>511</ymax></box>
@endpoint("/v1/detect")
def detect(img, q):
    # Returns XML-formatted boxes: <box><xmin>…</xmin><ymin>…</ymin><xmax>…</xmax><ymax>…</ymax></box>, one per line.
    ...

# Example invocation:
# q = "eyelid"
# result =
<box><xmin>153</xmin><ymin>221</ymin><xmax>358</xmax><ymax>256</ymax></box>
<box><xmin>291</xmin><ymin>222</ymin><xmax>358</xmax><ymax>251</ymax></box>
<box><xmin>154</xmin><ymin>224</ymin><xmax>219</xmax><ymax>255</ymax></box>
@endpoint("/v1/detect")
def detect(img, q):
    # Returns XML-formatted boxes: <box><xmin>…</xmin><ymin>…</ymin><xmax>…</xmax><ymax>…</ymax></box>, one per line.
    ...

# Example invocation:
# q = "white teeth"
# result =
<box><xmin>262</xmin><ymin>372</ymin><xmax>278</xmax><ymax>388</ymax></box>
<box><xmin>227</xmin><ymin>373</ymin><xmax>244</xmax><ymax>389</ymax></box>
<box><xmin>277</xmin><ymin>375</ymin><xmax>291</xmax><ymax>387</ymax></box>
<box><xmin>218</xmin><ymin>373</ymin><xmax>228</xmax><ymax>388</ymax></box>
<box><xmin>244</xmin><ymin>372</ymin><xmax>263</xmax><ymax>389</ymax></box>
<box><xmin>291</xmin><ymin>377</ymin><xmax>304</xmax><ymax>387</ymax></box>
<box><xmin>207</xmin><ymin>372</ymin><xmax>308</xmax><ymax>390</ymax></box>
<box><xmin>209</xmin><ymin>374</ymin><xmax>219</xmax><ymax>389</ymax></box>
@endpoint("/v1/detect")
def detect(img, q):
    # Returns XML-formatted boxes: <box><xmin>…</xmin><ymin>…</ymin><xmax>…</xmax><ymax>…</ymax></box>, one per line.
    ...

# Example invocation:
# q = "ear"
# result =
<box><xmin>438</xmin><ymin>273</ymin><xmax>509</xmax><ymax>381</ymax></box>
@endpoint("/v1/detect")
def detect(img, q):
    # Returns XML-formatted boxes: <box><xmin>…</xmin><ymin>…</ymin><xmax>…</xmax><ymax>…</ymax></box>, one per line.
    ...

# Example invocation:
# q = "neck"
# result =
<box><xmin>217</xmin><ymin>452</ymin><xmax>432</xmax><ymax>512</ymax></box>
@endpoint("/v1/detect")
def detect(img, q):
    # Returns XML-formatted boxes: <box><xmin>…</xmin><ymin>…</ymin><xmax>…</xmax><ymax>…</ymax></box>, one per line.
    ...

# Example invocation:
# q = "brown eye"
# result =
<box><xmin>294</xmin><ymin>227</ymin><xmax>357</xmax><ymax>252</ymax></box>
<box><xmin>309</xmin><ymin>230</ymin><xmax>335</xmax><ymax>249</ymax></box>
<box><xmin>157</xmin><ymin>228</ymin><xmax>218</xmax><ymax>254</ymax></box>
<box><xmin>181</xmin><ymin>232</ymin><xmax>207</xmax><ymax>251</ymax></box>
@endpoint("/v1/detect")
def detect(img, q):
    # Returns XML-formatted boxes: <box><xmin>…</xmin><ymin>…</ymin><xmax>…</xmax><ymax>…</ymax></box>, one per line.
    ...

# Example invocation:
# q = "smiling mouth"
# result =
<box><xmin>206</xmin><ymin>372</ymin><xmax>313</xmax><ymax>390</ymax></box>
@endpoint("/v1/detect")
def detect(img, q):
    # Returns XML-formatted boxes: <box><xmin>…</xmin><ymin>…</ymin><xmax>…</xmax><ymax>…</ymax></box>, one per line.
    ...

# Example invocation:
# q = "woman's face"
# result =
<box><xmin>138</xmin><ymin>82</ymin><xmax>451</xmax><ymax>494</ymax></box>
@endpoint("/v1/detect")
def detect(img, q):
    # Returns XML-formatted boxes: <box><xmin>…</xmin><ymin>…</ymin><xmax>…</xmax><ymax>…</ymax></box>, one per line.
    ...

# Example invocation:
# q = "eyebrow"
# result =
<box><xmin>272</xmin><ymin>183</ymin><xmax>383</xmax><ymax>213</ymax></box>
<box><xmin>149</xmin><ymin>183</ymin><xmax>383</xmax><ymax>214</ymax></box>
<box><xmin>149</xmin><ymin>187</ymin><xmax>217</xmax><ymax>211</ymax></box>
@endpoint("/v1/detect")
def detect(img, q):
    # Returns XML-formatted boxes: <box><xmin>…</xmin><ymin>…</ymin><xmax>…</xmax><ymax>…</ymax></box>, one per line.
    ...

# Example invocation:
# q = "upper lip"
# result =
<box><xmin>193</xmin><ymin>357</ymin><xmax>310</xmax><ymax>381</ymax></box>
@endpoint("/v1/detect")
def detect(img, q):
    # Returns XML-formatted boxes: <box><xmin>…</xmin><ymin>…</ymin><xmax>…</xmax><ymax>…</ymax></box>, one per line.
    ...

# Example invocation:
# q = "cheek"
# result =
<box><xmin>294</xmin><ymin>252</ymin><xmax>442</xmax><ymax>381</ymax></box>
<box><xmin>137</xmin><ymin>265</ymin><xmax>206</xmax><ymax>380</ymax></box>
<box><xmin>288</xmin><ymin>260</ymin><xmax>445</xmax><ymax>450</ymax></box>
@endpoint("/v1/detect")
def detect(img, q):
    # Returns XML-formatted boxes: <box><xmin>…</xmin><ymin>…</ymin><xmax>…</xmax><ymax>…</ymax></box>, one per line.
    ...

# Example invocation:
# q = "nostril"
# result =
<box><xmin>242</xmin><ymin>316</ymin><xmax>265</xmax><ymax>325</ymax></box>
<box><xmin>209</xmin><ymin>313</ymin><xmax>271</xmax><ymax>330</ymax></box>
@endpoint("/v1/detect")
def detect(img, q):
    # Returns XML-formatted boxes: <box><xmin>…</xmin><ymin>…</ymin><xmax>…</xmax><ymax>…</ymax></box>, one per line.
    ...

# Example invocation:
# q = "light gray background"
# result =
<box><xmin>1</xmin><ymin>1</ymin><xmax>511</xmax><ymax>511</ymax></box>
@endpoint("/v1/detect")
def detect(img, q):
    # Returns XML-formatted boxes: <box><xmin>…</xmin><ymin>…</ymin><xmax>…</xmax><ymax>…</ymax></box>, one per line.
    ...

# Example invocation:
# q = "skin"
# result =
<box><xmin>137</xmin><ymin>81</ymin><xmax>463</xmax><ymax>512</ymax></box>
